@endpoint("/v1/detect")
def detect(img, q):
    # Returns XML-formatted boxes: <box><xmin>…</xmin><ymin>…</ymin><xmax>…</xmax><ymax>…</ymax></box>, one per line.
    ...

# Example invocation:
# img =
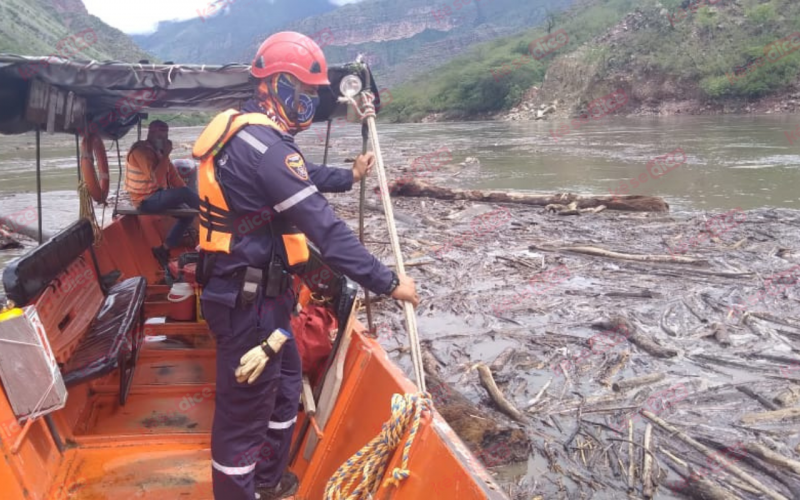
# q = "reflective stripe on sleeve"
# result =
<box><xmin>274</xmin><ymin>185</ymin><xmax>318</xmax><ymax>213</ymax></box>
<box><xmin>238</xmin><ymin>130</ymin><xmax>268</xmax><ymax>154</ymax></box>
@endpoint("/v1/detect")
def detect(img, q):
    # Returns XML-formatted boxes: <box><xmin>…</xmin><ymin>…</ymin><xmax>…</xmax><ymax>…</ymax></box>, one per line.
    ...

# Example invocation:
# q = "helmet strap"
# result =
<box><xmin>287</xmin><ymin>85</ymin><xmax>301</xmax><ymax>123</ymax></box>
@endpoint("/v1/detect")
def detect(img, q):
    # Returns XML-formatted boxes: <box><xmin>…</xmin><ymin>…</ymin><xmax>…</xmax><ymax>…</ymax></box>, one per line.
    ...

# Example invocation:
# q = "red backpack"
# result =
<box><xmin>291</xmin><ymin>303</ymin><xmax>337</xmax><ymax>385</ymax></box>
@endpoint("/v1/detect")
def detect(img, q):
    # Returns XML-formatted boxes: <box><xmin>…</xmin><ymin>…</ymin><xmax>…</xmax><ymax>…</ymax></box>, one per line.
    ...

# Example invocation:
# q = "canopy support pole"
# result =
<box><xmin>322</xmin><ymin>120</ymin><xmax>332</xmax><ymax>166</ymax></box>
<box><xmin>137</xmin><ymin>116</ymin><xmax>142</xmax><ymax>142</ymax></box>
<box><xmin>35</xmin><ymin>126</ymin><xmax>43</xmax><ymax>244</ymax></box>
<box><xmin>75</xmin><ymin>133</ymin><xmax>81</xmax><ymax>181</ymax></box>
<box><xmin>44</xmin><ymin>415</ymin><xmax>64</xmax><ymax>454</ymax></box>
<box><xmin>113</xmin><ymin>140</ymin><xmax>123</xmax><ymax>217</ymax></box>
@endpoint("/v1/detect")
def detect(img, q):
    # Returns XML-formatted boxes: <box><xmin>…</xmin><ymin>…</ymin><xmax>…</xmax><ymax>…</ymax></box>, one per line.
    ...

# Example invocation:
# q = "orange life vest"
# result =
<box><xmin>192</xmin><ymin>109</ymin><xmax>310</xmax><ymax>268</ymax></box>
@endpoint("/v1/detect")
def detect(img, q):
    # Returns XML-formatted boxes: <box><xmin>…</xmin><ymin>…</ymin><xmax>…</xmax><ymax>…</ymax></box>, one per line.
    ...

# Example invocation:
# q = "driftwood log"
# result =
<box><xmin>476</xmin><ymin>363</ymin><xmax>525</xmax><ymax>422</ymax></box>
<box><xmin>530</xmin><ymin>244</ymin><xmax>707</xmax><ymax>265</ymax></box>
<box><xmin>0</xmin><ymin>216</ymin><xmax>53</xmax><ymax>241</ymax></box>
<box><xmin>598</xmin><ymin>350</ymin><xmax>630</xmax><ymax>387</ymax></box>
<box><xmin>597</xmin><ymin>316</ymin><xmax>679</xmax><ymax>359</ymax></box>
<box><xmin>389</xmin><ymin>179</ymin><xmax>670</xmax><ymax>212</ymax></box>
<box><xmin>0</xmin><ymin>228</ymin><xmax>23</xmax><ymax>250</ymax></box>
<box><xmin>773</xmin><ymin>386</ymin><xmax>800</xmax><ymax>407</ymax></box>
<box><xmin>642</xmin><ymin>411</ymin><xmax>790</xmax><ymax>500</ymax></box>
<box><xmin>743</xmin><ymin>442</ymin><xmax>800</xmax><ymax>475</ymax></box>
<box><xmin>612</xmin><ymin>373</ymin><xmax>666</xmax><ymax>393</ymax></box>
<box><xmin>363</xmin><ymin>198</ymin><xmax>418</xmax><ymax>226</ymax></box>
<box><xmin>661</xmin><ymin>449</ymin><xmax>742</xmax><ymax>500</ymax></box>
<box><xmin>642</xmin><ymin>423</ymin><xmax>655</xmax><ymax>498</ymax></box>
<box><xmin>737</xmin><ymin>386</ymin><xmax>780</xmax><ymax>411</ymax></box>
<box><xmin>423</xmin><ymin>355</ymin><xmax>530</xmax><ymax>465</ymax></box>
<box><xmin>627</xmin><ymin>420</ymin><xmax>636</xmax><ymax>493</ymax></box>
<box><xmin>741</xmin><ymin>406</ymin><xmax>800</xmax><ymax>424</ymax></box>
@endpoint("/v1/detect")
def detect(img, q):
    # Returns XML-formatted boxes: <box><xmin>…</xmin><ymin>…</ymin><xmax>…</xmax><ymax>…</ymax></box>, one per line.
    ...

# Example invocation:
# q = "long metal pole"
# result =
<box><xmin>359</xmin><ymin>121</ymin><xmax>374</xmax><ymax>334</ymax></box>
<box><xmin>365</xmin><ymin>113</ymin><xmax>425</xmax><ymax>392</ymax></box>
<box><xmin>359</xmin><ymin>64</ymin><xmax>375</xmax><ymax>335</ymax></box>
<box><xmin>35</xmin><ymin>126</ymin><xmax>43</xmax><ymax>244</ymax></box>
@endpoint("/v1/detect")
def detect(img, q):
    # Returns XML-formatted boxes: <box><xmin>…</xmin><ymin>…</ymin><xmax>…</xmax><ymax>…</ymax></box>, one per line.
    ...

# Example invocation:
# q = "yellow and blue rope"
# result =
<box><xmin>324</xmin><ymin>392</ymin><xmax>432</xmax><ymax>500</ymax></box>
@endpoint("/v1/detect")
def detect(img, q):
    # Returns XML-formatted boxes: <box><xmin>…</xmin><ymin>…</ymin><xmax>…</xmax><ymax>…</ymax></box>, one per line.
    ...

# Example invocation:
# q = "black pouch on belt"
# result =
<box><xmin>241</xmin><ymin>266</ymin><xmax>262</xmax><ymax>306</ymax></box>
<box><xmin>264</xmin><ymin>257</ymin><xmax>285</xmax><ymax>298</ymax></box>
<box><xmin>196</xmin><ymin>251</ymin><xmax>217</xmax><ymax>286</ymax></box>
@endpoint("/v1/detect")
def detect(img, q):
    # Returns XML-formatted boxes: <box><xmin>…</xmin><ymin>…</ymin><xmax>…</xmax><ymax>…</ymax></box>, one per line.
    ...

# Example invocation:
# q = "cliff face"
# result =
<box><xmin>281</xmin><ymin>0</ymin><xmax>574</xmax><ymax>88</ymax></box>
<box><xmin>137</xmin><ymin>0</ymin><xmax>574</xmax><ymax>87</ymax></box>
<box><xmin>0</xmin><ymin>0</ymin><xmax>151</xmax><ymax>62</ymax></box>
<box><xmin>132</xmin><ymin>0</ymin><xmax>335</xmax><ymax>65</ymax></box>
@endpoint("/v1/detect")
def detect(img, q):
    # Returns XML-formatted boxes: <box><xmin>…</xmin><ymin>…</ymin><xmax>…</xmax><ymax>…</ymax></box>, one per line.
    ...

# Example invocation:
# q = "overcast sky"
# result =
<box><xmin>83</xmin><ymin>0</ymin><xmax>362</xmax><ymax>35</ymax></box>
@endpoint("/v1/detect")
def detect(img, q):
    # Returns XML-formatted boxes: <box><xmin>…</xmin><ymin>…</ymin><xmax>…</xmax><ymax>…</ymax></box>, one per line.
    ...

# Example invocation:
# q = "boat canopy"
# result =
<box><xmin>0</xmin><ymin>54</ymin><xmax>379</xmax><ymax>138</ymax></box>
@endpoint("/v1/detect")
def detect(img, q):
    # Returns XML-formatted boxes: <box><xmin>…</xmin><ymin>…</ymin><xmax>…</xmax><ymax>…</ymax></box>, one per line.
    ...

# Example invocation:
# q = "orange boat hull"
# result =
<box><xmin>0</xmin><ymin>215</ymin><xmax>507</xmax><ymax>499</ymax></box>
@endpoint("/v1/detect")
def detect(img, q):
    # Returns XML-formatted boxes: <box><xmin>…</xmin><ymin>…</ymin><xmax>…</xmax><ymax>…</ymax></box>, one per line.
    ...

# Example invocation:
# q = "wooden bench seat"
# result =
<box><xmin>113</xmin><ymin>191</ymin><xmax>199</xmax><ymax>218</ymax></box>
<box><xmin>115</xmin><ymin>206</ymin><xmax>199</xmax><ymax>217</ymax></box>
<box><xmin>2</xmin><ymin>219</ymin><xmax>146</xmax><ymax>405</ymax></box>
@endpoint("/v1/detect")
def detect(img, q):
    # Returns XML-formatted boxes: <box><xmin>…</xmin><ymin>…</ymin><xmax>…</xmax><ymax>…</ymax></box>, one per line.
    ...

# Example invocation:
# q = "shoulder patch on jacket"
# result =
<box><xmin>285</xmin><ymin>153</ymin><xmax>309</xmax><ymax>180</ymax></box>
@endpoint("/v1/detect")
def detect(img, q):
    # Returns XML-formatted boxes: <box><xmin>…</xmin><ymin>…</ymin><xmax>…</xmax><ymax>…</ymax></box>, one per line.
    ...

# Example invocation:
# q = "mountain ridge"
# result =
<box><xmin>0</xmin><ymin>0</ymin><xmax>151</xmax><ymax>63</ymax></box>
<box><xmin>135</xmin><ymin>0</ymin><xmax>575</xmax><ymax>89</ymax></box>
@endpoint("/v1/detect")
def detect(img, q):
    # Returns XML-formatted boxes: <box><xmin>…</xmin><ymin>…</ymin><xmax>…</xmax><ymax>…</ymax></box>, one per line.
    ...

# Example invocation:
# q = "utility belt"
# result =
<box><xmin>197</xmin><ymin>251</ymin><xmax>293</xmax><ymax>306</ymax></box>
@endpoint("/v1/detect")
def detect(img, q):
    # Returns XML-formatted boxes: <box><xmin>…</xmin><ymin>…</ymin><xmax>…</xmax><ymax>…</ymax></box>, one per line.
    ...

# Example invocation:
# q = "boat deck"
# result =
<box><xmin>52</xmin><ymin>444</ymin><xmax>213</xmax><ymax>499</ymax></box>
<box><xmin>50</xmin><ymin>328</ymin><xmax>217</xmax><ymax>499</ymax></box>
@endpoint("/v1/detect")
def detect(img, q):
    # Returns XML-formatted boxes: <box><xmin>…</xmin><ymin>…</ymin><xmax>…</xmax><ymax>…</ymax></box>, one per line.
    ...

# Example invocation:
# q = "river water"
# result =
<box><xmin>1</xmin><ymin>113</ymin><xmax>799</xmax><ymax>274</ymax></box>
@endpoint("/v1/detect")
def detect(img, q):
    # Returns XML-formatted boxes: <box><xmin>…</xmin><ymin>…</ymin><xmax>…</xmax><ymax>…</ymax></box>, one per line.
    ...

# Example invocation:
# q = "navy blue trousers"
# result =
<box><xmin>202</xmin><ymin>289</ymin><xmax>302</xmax><ymax>500</ymax></box>
<box><xmin>139</xmin><ymin>187</ymin><xmax>200</xmax><ymax>248</ymax></box>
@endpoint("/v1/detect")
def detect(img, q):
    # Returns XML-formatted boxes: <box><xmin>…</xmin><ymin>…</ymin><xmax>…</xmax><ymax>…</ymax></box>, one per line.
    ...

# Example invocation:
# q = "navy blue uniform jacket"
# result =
<box><xmin>202</xmin><ymin>100</ymin><xmax>394</xmax><ymax>308</ymax></box>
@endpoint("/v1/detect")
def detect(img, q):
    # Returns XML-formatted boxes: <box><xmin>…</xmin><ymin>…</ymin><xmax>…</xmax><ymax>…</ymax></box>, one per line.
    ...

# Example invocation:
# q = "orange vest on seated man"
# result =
<box><xmin>125</xmin><ymin>140</ymin><xmax>186</xmax><ymax>207</ymax></box>
<box><xmin>192</xmin><ymin>109</ymin><xmax>310</xmax><ymax>269</ymax></box>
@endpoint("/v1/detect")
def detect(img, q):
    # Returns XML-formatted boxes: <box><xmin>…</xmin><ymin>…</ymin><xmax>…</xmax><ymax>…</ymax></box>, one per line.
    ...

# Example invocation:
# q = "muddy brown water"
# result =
<box><xmin>2</xmin><ymin>116</ymin><xmax>800</xmax><ymax>499</ymax></box>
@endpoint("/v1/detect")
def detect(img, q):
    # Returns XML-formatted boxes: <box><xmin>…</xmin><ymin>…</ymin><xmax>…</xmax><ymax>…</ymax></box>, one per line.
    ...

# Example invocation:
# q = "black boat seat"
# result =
<box><xmin>61</xmin><ymin>276</ymin><xmax>146</xmax><ymax>399</ymax></box>
<box><xmin>2</xmin><ymin>219</ymin><xmax>146</xmax><ymax>406</ymax></box>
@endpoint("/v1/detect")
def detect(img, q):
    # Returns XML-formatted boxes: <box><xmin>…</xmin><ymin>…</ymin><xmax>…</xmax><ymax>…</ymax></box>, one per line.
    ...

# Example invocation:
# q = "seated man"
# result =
<box><xmin>125</xmin><ymin>120</ymin><xmax>200</xmax><ymax>266</ymax></box>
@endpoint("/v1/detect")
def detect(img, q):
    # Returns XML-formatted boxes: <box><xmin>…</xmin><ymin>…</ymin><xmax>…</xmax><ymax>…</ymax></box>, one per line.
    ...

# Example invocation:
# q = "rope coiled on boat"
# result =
<box><xmin>323</xmin><ymin>392</ymin><xmax>432</xmax><ymax>500</ymax></box>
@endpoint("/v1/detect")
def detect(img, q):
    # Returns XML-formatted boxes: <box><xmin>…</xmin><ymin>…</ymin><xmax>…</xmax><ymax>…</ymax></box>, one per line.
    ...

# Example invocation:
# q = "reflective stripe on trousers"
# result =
<box><xmin>202</xmin><ymin>288</ymin><xmax>297</xmax><ymax>500</ymax></box>
<box><xmin>256</xmin><ymin>337</ymin><xmax>302</xmax><ymax>489</ymax></box>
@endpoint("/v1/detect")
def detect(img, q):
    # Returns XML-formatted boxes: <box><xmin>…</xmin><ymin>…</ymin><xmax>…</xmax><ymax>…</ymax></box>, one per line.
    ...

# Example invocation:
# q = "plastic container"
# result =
<box><xmin>173</xmin><ymin>159</ymin><xmax>198</xmax><ymax>193</ymax></box>
<box><xmin>168</xmin><ymin>282</ymin><xmax>196</xmax><ymax>321</ymax></box>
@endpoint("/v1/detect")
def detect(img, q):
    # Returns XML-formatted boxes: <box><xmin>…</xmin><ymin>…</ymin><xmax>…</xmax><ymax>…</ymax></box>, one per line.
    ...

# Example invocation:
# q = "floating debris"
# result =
<box><xmin>323</xmin><ymin>161</ymin><xmax>800</xmax><ymax>499</ymax></box>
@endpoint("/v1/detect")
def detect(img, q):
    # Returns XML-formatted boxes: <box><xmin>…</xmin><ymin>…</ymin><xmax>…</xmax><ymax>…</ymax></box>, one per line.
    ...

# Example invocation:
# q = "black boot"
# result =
<box><xmin>255</xmin><ymin>472</ymin><xmax>299</xmax><ymax>500</ymax></box>
<box><xmin>152</xmin><ymin>245</ymin><xmax>171</xmax><ymax>268</ymax></box>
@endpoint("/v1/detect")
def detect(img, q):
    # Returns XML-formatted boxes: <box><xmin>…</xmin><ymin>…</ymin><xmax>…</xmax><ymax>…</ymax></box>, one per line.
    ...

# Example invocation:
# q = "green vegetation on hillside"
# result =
<box><xmin>381</xmin><ymin>0</ymin><xmax>637</xmax><ymax>122</ymax></box>
<box><xmin>0</xmin><ymin>0</ymin><xmax>151</xmax><ymax>62</ymax></box>
<box><xmin>631</xmin><ymin>0</ymin><xmax>800</xmax><ymax>100</ymax></box>
<box><xmin>382</xmin><ymin>0</ymin><xmax>800</xmax><ymax>122</ymax></box>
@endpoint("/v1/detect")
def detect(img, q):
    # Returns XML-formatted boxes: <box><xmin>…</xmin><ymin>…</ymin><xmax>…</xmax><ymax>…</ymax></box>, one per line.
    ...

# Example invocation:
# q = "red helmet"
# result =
<box><xmin>251</xmin><ymin>31</ymin><xmax>330</xmax><ymax>86</ymax></box>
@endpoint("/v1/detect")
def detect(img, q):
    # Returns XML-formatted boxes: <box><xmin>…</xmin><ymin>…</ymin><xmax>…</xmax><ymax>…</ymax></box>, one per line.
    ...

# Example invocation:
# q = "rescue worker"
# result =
<box><xmin>125</xmin><ymin>120</ymin><xmax>200</xmax><ymax>265</ymax></box>
<box><xmin>192</xmin><ymin>31</ymin><xmax>419</xmax><ymax>500</ymax></box>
